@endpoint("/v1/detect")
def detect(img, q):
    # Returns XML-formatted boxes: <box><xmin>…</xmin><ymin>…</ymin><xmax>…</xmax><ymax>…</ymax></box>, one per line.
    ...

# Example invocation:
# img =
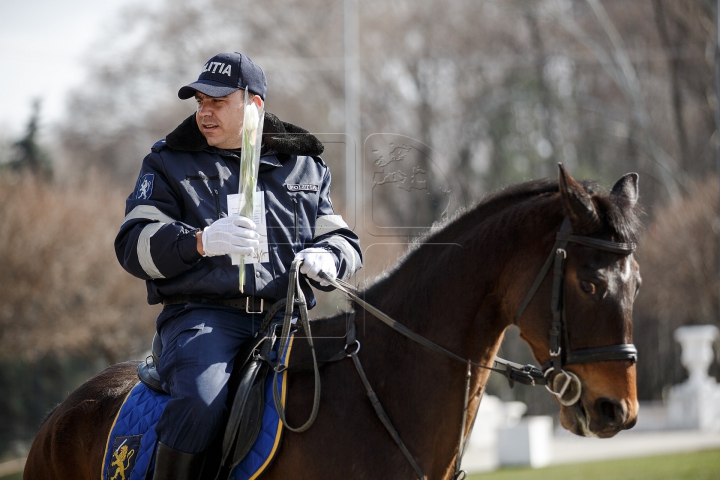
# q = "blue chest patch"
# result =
<box><xmin>103</xmin><ymin>337</ymin><xmax>294</xmax><ymax>480</ymax></box>
<box><xmin>135</xmin><ymin>173</ymin><xmax>155</xmax><ymax>200</ymax></box>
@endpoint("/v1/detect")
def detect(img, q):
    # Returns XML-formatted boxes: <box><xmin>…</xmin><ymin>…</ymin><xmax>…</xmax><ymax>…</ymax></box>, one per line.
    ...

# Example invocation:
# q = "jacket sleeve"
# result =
<box><xmin>308</xmin><ymin>166</ymin><xmax>363</xmax><ymax>291</ymax></box>
<box><xmin>114</xmin><ymin>150</ymin><xmax>203</xmax><ymax>281</ymax></box>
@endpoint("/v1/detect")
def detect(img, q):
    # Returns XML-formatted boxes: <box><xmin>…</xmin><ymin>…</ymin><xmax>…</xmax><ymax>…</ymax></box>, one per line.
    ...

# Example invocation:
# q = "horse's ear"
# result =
<box><xmin>610</xmin><ymin>173</ymin><xmax>639</xmax><ymax>208</ymax></box>
<box><xmin>558</xmin><ymin>163</ymin><xmax>600</xmax><ymax>233</ymax></box>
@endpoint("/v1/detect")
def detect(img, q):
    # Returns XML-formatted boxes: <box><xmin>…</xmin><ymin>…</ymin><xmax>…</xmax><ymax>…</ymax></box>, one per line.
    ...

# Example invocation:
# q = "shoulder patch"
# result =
<box><xmin>151</xmin><ymin>139</ymin><xmax>168</xmax><ymax>153</ymax></box>
<box><xmin>310</xmin><ymin>155</ymin><xmax>326</xmax><ymax>166</ymax></box>
<box><xmin>135</xmin><ymin>173</ymin><xmax>155</xmax><ymax>200</ymax></box>
<box><xmin>286</xmin><ymin>184</ymin><xmax>319</xmax><ymax>192</ymax></box>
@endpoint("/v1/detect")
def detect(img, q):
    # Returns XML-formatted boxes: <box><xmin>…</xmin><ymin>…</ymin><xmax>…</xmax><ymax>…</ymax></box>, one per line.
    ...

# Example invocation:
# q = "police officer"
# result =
<box><xmin>115</xmin><ymin>52</ymin><xmax>362</xmax><ymax>479</ymax></box>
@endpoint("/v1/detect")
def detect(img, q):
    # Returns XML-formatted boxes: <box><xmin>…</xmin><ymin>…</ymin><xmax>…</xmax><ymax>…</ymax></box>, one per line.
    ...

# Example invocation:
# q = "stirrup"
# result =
<box><xmin>138</xmin><ymin>356</ymin><xmax>167</xmax><ymax>393</ymax></box>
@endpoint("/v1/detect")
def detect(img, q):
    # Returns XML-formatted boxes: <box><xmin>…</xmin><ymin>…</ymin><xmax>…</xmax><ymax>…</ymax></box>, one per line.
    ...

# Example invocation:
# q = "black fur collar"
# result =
<box><xmin>165</xmin><ymin>112</ymin><xmax>324</xmax><ymax>157</ymax></box>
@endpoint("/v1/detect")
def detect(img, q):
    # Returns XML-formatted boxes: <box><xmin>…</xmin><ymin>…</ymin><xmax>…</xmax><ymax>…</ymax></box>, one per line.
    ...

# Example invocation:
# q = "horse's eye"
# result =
<box><xmin>580</xmin><ymin>281</ymin><xmax>596</xmax><ymax>295</ymax></box>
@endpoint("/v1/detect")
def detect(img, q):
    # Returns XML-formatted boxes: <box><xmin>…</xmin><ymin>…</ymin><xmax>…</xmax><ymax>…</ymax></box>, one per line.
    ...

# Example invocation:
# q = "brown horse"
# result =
<box><xmin>25</xmin><ymin>166</ymin><xmax>642</xmax><ymax>480</ymax></box>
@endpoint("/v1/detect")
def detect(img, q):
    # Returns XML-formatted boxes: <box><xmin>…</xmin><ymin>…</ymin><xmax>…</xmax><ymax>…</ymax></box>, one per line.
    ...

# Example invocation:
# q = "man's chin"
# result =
<box><xmin>203</xmin><ymin>133</ymin><xmax>224</xmax><ymax>147</ymax></box>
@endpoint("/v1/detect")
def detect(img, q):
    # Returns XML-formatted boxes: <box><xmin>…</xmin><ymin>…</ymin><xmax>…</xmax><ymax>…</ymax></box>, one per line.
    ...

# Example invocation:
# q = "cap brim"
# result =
<box><xmin>178</xmin><ymin>80</ymin><xmax>240</xmax><ymax>99</ymax></box>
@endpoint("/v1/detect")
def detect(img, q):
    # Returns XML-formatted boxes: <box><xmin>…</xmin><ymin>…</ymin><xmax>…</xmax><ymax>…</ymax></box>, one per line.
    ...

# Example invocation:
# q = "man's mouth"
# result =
<box><xmin>202</xmin><ymin>123</ymin><xmax>219</xmax><ymax>132</ymax></box>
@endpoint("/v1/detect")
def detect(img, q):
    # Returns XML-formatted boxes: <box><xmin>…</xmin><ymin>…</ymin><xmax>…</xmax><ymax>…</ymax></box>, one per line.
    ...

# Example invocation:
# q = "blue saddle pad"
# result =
<box><xmin>102</xmin><ymin>335</ymin><xmax>295</xmax><ymax>480</ymax></box>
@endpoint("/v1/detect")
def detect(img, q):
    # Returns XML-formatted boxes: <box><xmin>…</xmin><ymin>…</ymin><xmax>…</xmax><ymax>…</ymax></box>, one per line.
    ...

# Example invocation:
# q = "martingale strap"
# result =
<box><xmin>347</xmin><ymin>348</ymin><xmax>426</xmax><ymax>480</ymax></box>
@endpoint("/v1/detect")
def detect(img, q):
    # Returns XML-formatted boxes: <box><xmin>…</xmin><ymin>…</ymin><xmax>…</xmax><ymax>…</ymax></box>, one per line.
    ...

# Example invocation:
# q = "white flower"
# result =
<box><xmin>243</xmin><ymin>103</ymin><xmax>260</xmax><ymax>145</ymax></box>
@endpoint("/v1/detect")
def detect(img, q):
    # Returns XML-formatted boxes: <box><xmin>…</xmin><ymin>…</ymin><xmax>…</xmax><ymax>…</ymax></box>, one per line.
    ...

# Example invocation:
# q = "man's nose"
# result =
<box><xmin>197</xmin><ymin>103</ymin><xmax>212</xmax><ymax>117</ymax></box>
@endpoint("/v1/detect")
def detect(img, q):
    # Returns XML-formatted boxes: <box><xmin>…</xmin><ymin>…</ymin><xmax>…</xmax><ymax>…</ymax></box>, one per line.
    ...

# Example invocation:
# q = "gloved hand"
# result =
<box><xmin>201</xmin><ymin>215</ymin><xmax>259</xmax><ymax>257</ymax></box>
<box><xmin>296</xmin><ymin>248</ymin><xmax>337</xmax><ymax>287</ymax></box>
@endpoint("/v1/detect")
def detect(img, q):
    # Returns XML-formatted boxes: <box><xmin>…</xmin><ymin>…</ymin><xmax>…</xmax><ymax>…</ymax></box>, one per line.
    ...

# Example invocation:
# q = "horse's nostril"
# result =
<box><xmin>594</xmin><ymin>397</ymin><xmax>627</xmax><ymax>426</ymax></box>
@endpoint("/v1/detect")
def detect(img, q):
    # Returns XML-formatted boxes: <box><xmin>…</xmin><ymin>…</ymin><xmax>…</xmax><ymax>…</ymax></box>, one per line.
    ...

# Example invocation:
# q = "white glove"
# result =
<box><xmin>201</xmin><ymin>215</ymin><xmax>259</xmax><ymax>257</ymax></box>
<box><xmin>296</xmin><ymin>248</ymin><xmax>337</xmax><ymax>287</ymax></box>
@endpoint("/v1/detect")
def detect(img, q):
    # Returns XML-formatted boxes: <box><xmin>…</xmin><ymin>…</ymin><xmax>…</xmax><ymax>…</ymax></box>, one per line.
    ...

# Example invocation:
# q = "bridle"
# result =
<box><xmin>272</xmin><ymin>217</ymin><xmax>639</xmax><ymax>480</ymax></box>
<box><xmin>514</xmin><ymin>218</ymin><xmax>638</xmax><ymax>406</ymax></box>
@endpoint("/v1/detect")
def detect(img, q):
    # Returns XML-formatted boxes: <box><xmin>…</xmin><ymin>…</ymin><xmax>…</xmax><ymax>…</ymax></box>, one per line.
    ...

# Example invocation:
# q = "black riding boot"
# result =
<box><xmin>152</xmin><ymin>442</ymin><xmax>207</xmax><ymax>480</ymax></box>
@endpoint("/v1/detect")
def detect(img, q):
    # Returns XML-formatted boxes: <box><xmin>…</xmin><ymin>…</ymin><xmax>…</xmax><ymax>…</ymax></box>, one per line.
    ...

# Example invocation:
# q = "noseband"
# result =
<box><xmin>514</xmin><ymin>219</ymin><xmax>638</xmax><ymax>405</ymax></box>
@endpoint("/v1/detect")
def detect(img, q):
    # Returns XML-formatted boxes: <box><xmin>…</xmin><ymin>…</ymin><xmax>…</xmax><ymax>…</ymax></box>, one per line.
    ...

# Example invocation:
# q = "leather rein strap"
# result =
<box><xmin>272</xmin><ymin>258</ymin><xmax>322</xmax><ymax>433</ymax></box>
<box><xmin>315</xmin><ymin>218</ymin><xmax>639</xmax><ymax>478</ymax></box>
<box><xmin>270</xmin><ymin>219</ymin><xmax>638</xmax><ymax>479</ymax></box>
<box><xmin>271</xmin><ymin>259</ymin><xmax>427</xmax><ymax>478</ymax></box>
<box><xmin>317</xmin><ymin>275</ymin><xmax>541</xmax><ymax>480</ymax></box>
<box><xmin>319</xmin><ymin>275</ymin><xmax>546</xmax><ymax>387</ymax></box>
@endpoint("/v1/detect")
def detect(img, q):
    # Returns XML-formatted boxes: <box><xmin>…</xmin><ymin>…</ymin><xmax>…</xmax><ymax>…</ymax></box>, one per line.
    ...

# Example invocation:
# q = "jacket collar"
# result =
<box><xmin>165</xmin><ymin>112</ymin><xmax>324</xmax><ymax>159</ymax></box>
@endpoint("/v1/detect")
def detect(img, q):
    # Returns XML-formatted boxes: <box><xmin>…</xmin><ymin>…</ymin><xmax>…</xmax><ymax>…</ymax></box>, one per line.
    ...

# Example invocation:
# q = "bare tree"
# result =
<box><xmin>0</xmin><ymin>173</ymin><xmax>158</xmax><ymax>363</ymax></box>
<box><xmin>634</xmin><ymin>177</ymin><xmax>719</xmax><ymax>399</ymax></box>
<box><xmin>45</xmin><ymin>0</ymin><xmax>720</xmax><ymax>403</ymax></box>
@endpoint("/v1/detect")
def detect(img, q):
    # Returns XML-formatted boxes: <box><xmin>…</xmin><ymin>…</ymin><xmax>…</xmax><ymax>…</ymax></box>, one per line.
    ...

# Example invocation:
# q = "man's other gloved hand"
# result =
<box><xmin>201</xmin><ymin>215</ymin><xmax>259</xmax><ymax>257</ymax></box>
<box><xmin>296</xmin><ymin>248</ymin><xmax>337</xmax><ymax>287</ymax></box>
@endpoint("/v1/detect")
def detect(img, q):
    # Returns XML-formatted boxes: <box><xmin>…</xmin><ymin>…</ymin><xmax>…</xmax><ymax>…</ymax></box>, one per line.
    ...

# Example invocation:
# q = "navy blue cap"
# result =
<box><xmin>178</xmin><ymin>52</ymin><xmax>267</xmax><ymax>100</ymax></box>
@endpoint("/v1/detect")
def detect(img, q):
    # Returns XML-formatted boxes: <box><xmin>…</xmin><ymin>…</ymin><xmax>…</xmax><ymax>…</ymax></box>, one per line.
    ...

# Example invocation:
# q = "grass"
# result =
<box><xmin>2</xmin><ymin>450</ymin><xmax>718</xmax><ymax>479</ymax></box>
<box><xmin>468</xmin><ymin>449</ymin><xmax>720</xmax><ymax>480</ymax></box>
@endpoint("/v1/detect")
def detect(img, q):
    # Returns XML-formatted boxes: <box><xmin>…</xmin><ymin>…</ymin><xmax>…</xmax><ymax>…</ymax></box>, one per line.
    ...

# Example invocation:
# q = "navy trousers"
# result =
<box><xmin>154</xmin><ymin>304</ymin><xmax>267</xmax><ymax>454</ymax></box>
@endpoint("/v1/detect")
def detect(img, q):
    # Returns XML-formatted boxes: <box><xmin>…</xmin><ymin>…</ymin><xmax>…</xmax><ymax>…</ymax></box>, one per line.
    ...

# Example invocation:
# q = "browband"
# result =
<box><xmin>556</xmin><ymin>232</ymin><xmax>636</xmax><ymax>255</ymax></box>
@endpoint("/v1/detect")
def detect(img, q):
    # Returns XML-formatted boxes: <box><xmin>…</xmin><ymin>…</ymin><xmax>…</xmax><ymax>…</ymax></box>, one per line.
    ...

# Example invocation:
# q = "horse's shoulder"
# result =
<box><xmin>53</xmin><ymin>361</ymin><xmax>138</xmax><ymax>418</ymax></box>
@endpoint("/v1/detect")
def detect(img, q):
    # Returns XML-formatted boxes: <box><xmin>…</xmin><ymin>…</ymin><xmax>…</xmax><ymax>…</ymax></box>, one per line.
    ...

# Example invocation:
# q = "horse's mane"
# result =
<box><xmin>361</xmin><ymin>176</ymin><xmax>642</xmax><ymax>293</ymax></box>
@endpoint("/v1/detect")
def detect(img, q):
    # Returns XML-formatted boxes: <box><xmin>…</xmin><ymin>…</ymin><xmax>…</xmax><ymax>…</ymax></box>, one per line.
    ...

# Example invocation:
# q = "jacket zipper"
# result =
<box><xmin>213</xmin><ymin>189</ymin><xmax>221</xmax><ymax>220</ymax></box>
<box><xmin>292</xmin><ymin>197</ymin><xmax>299</xmax><ymax>243</ymax></box>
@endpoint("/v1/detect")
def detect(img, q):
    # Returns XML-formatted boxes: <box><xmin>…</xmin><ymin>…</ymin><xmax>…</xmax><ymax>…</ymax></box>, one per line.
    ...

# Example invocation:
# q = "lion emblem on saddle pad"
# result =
<box><xmin>108</xmin><ymin>435</ymin><xmax>141</xmax><ymax>480</ymax></box>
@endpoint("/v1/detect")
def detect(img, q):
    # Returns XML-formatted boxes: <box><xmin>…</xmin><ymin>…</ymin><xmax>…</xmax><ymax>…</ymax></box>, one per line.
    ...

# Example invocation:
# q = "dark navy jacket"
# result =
<box><xmin>115</xmin><ymin>113</ymin><xmax>362</xmax><ymax>309</ymax></box>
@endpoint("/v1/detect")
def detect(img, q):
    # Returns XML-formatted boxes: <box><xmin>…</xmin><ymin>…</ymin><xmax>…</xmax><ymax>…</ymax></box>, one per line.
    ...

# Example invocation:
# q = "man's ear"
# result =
<box><xmin>252</xmin><ymin>95</ymin><xmax>264</xmax><ymax>108</ymax></box>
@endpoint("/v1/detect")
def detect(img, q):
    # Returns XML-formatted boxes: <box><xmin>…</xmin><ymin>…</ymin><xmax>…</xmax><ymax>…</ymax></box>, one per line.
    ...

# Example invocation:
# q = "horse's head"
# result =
<box><xmin>515</xmin><ymin>165</ymin><xmax>641</xmax><ymax>438</ymax></box>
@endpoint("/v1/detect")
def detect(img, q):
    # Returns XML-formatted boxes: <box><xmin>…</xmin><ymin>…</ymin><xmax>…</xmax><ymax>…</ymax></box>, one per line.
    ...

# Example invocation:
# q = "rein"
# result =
<box><xmin>270</xmin><ymin>219</ymin><xmax>639</xmax><ymax>479</ymax></box>
<box><xmin>271</xmin><ymin>259</ymin><xmax>322</xmax><ymax>433</ymax></box>
<box><xmin>314</xmin><ymin>275</ymin><xmax>543</xmax><ymax>480</ymax></box>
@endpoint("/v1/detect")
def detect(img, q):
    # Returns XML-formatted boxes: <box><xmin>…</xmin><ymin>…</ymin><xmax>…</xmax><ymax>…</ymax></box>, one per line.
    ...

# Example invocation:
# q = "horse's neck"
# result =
<box><xmin>354</xmin><ymin>205</ymin><xmax>561</xmax><ymax>478</ymax></box>
<box><xmin>362</xmin><ymin>215</ymin><xmax>540</xmax><ymax>355</ymax></box>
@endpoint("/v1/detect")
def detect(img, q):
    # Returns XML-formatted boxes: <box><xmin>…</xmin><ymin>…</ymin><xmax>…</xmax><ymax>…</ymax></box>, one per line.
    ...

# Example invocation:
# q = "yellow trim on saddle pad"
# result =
<box><xmin>249</xmin><ymin>334</ymin><xmax>295</xmax><ymax>479</ymax></box>
<box><xmin>101</xmin><ymin>382</ymin><xmax>139</xmax><ymax>480</ymax></box>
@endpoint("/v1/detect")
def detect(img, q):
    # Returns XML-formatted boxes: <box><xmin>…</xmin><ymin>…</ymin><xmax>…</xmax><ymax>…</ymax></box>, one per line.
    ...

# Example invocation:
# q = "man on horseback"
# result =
<box><xmin>115</xmin><ymin>52</ymin><xmax>362</xmax><ymax>480</ymax></box>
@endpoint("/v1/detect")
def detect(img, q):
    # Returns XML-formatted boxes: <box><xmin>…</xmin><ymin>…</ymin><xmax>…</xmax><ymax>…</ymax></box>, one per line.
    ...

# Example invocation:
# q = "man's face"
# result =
<box><xmin>195</xmin><ymin>90</ymin><xmax>246</xmax><ymax>149</ymax></box>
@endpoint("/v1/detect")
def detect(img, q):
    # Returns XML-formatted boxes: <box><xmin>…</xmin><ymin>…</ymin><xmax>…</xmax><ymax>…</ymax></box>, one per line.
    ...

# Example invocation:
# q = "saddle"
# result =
<box><xmin>136</xmin><ymin>302</ymin><xmax>355</xmax><ymax>480</ymax></box>
<box><xmin>137</xmin><ymin>316</ymin><xmax>280</xmax><ymax>479</ymax></box>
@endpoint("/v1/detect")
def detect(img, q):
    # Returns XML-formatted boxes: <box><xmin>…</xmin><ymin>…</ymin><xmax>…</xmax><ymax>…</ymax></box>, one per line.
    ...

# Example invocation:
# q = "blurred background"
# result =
<box><xmin>1</xmin><ymin>0</ymin><xmax>719</xmax><ymax>475</ymax></box>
